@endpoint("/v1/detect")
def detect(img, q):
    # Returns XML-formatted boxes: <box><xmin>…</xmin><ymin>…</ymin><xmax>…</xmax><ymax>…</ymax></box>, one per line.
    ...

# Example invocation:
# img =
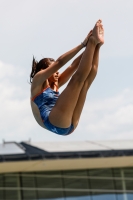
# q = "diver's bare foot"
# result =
<box><xmin>91</xmin><ymin>19</ymin><xmax>104</xmax><ymax>44</ymax></box>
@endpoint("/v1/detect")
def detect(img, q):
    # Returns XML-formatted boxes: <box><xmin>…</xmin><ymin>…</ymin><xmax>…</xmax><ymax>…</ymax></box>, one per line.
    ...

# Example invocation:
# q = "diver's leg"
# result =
<box><xmin>49</xmin><ymin>20</ymin><xmax>103</xmax><ymax>128</ymax></box>
<box><xmin>71</xmin><ymin>43</ymin><xmax>103</xmax><ymax>129</ymax></box>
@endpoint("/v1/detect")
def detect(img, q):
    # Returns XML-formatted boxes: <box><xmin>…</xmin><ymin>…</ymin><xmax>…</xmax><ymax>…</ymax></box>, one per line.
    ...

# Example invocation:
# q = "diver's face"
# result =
<box><xmin>49</xmin><ymin>71</ymin><xmax>59</xmax><ymax>82</ymax></box>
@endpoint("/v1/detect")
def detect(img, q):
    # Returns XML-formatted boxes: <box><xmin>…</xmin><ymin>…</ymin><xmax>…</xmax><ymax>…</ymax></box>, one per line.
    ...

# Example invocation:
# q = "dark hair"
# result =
<box><xmin>30</xmin><ymin>57</ymin><xmax>55</xmax><ymax>83</ymax></box>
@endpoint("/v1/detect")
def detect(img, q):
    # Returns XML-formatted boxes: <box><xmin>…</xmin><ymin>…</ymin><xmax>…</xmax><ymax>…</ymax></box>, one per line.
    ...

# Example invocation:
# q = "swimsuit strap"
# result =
<box><xmin>31</xmin><ymin>83</ymin><xmax>58</xmax><ymax>101</ymax></box>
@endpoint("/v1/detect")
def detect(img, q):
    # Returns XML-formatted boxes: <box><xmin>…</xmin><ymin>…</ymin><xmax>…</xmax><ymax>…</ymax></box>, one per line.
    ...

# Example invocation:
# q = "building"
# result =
<box><xmin>0</xmin><ymin>140</ymin><xmax>133</xmax><ymax>200</ymax></box>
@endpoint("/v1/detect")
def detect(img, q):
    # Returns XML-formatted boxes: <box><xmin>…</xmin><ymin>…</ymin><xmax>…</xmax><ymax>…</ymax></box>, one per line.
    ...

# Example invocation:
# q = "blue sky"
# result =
<box><xmin>0</xmin><ymin>0</ymin><xmax>133</xmax><ymax>142</ymax></box>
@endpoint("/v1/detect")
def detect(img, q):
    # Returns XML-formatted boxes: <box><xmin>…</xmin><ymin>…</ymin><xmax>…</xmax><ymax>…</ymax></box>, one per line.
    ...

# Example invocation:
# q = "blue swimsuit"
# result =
<box><xmin>32</xmin><ymin>86</ymin><xmax>74</xmax><ymax>135</ymax></box>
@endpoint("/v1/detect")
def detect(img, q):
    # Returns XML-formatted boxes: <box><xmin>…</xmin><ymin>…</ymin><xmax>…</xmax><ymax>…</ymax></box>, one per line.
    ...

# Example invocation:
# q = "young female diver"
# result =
<box><xmin>30</xmin><ymin>19</ymin><xmax>104</xmax><ymax>136</ymax></box>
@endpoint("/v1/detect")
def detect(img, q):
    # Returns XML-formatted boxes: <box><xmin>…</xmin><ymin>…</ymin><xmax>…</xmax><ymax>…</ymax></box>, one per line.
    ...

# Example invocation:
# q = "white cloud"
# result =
<box><xmin>0</xmin><ymin>61</ymin><xmax>33</xmax><ymax>141</ymax></box>
<box><xmin>77</xmin><ymin>89</ymin><xmax>133</xmax><ymax>140</ymax></box>
<box><xmin>0</xmin><ymin>61</ymin><xmax>133</xmax><ymax>142</ymax></box>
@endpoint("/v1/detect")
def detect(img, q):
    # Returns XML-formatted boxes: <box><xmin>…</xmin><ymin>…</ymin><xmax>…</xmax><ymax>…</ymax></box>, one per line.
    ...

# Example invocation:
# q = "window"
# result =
<box><xmin>0</xmin><ymin>167</ymin><xmax>133</xmax><ymax>200</ymax></box>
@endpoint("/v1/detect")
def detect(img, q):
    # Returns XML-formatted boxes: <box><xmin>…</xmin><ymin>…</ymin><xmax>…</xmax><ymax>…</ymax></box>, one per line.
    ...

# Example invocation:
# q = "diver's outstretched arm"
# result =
<box><xmin>58</xmin><ymin>52</ymin><xmax>84</xmax><ymax>87</ymax></box>
<box><xmin>58</xmin><ymin>31</ymin><xmax>93</xmax><ymax>87</ymax></box>
<box><xmin>33</xmin><ymin>32</ymin><xmax>92</xmax><ymax>85</ymax></box>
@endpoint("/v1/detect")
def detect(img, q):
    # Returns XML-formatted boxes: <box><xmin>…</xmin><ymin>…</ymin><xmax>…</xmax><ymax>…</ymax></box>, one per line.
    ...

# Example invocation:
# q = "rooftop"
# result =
<box><xmin>0</xmin><ymin>140</ymin><xmax>133</xmax><ymax>173</ymax></box>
